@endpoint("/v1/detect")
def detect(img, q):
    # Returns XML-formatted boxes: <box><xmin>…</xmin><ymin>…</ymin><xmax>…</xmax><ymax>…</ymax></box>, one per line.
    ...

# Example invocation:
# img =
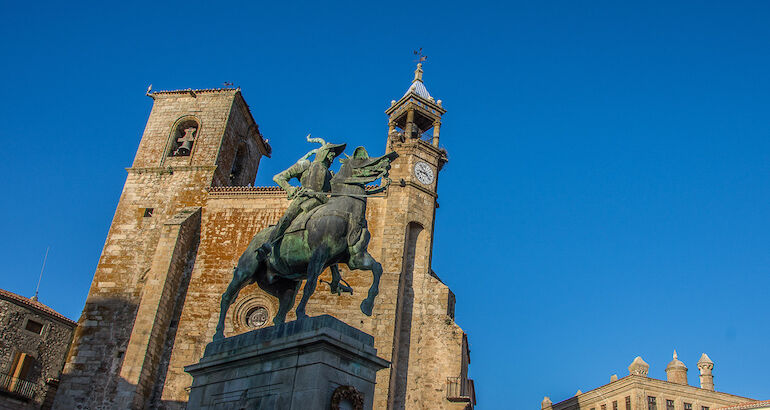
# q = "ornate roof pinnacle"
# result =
<box><xmin>698</xmin><ymin>353</ymin><xmax>714</xmax><ymax>369</ymax></box>
<box><xmin>629</xmin><ymin>356</ymin><xmax>650</xmax><ymax>376</ymax></box>
<box><xmin>667</xmin><ymin>349</ymin><xmax>687</xmax><ymax>370</ymax></box>
<box><xmin>413</xmin><ymin>63</ymin><xmax>424</xmax><ymax>83</ymax></box>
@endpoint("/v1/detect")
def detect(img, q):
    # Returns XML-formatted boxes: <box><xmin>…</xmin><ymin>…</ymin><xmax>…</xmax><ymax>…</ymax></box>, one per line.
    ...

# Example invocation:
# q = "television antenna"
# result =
<box><xmin>32</xmin><ymin>246</ymin><xmax>49</xmax><ymax>302</ymax></box>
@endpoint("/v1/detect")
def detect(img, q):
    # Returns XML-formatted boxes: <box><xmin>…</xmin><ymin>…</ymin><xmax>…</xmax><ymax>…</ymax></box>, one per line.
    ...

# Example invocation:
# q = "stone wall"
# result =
<box><xmin>0</xmin><ymin>292</ymin><xmax>76</xmax><ymax>410</ymax></box>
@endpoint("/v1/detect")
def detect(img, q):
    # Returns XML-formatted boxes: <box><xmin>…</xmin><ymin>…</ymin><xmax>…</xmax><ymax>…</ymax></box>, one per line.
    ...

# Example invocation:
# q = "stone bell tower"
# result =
<box><xmin>54</xmin><ymin>88</ymin><xmax>270</xmax><ymax>410</ymax></box>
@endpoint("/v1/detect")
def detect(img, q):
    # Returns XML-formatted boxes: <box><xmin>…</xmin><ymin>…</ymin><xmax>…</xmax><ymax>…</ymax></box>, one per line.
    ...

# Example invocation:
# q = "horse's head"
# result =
<box><xmin>334</xmin><ymin>147</ymin><xmax>399</xmax><ymax>188</ymax></box>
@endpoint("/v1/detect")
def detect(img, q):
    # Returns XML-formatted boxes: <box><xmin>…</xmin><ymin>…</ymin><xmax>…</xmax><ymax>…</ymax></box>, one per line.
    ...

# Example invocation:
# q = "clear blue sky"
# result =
<box><xmin>1</xmin><ymin>1</ymin><xmax>768</xmax><ymax>408</ymax></box>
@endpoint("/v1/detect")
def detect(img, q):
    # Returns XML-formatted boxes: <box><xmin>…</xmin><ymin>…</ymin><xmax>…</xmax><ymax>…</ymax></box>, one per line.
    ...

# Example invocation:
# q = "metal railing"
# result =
<box><xmin>446</xmin><ymin>376</ymin><xmax>476</xmax><ymax>404</ymax></box>
<box><xmin>0</xmin><ymin>373</ymin><xmax>36</xmax><ymax>400</ymax></box>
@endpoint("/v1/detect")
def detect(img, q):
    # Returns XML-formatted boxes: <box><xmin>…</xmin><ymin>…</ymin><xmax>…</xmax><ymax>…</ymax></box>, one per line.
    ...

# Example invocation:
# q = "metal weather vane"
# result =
<box><xmin>413</xmin><ymin>48</ymin><xmax>427</xmax><ymax>64</ymax></box>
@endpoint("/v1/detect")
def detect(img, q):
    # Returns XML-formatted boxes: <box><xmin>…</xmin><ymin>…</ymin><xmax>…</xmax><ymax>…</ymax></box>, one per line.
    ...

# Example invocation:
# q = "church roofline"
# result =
<box><xmin>148</xmin><ymin>87</ymin><xmax>241</xmax><ymax>96</ymax></box>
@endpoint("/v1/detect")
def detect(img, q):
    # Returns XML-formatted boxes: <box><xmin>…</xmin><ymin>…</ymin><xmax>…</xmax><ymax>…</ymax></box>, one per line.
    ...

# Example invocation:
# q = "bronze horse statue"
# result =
<box><xmin>214</xmin><ymin>147</ymin><xmax>397</xmax><ymax>340</ymax></box>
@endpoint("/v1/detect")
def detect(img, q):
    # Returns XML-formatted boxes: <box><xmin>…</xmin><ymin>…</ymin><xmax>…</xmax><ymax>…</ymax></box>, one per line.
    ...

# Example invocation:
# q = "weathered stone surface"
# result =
<box><xmin>0</xmin><ymin>289</ymin><xmax>76</xmax><ymax>410</ymax></box>
<box><xmin>56</xmin><ymin>75</ymin><xmax>474</xmax><ymax>410</ymax></box>
<box><xmin>185</xmin><ymin>315</ymin><xmax>388</xmax><ymax>410</ymax></box>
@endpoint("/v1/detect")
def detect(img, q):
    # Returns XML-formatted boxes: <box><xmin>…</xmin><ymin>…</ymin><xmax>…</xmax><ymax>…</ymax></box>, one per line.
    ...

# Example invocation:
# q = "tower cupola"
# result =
<box><xmin>697</xmin><ymin>353</ymin><xmax>715</xmax><ymax>391</ymax></box>
<box><xmin>665</xmin><ymin>350</ymin><xmax>689</xmax><ymax>385</ymax></box>
<box><xmin>386</xmin><ymin>62</ymin><xmax>446</xmax><ymax>147</ymax></box>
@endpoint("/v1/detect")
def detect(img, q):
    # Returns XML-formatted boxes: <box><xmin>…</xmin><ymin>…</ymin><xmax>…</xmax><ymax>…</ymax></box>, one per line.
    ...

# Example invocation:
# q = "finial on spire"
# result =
<box><xmin>673</xmin><ymin>350</ymin><xmax>678</xmax><ymax>360</ymax></box>
<box><xmin>413</xmin><ymin>64</ymin><xmax>424</xmax><ymax>83</ymax></box>
<box><xmin>413</xmin><ymin>48</ymin><xmax>427</xmax><ymax>83</ymax></box>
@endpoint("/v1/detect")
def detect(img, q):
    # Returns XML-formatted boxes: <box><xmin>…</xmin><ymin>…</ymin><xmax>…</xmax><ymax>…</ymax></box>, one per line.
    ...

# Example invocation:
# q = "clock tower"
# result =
<box><xmin>384</xmin><ymin>62</ymin><xmax>447</xmax><ymax>195</ymax></box>
<box><xmin>371</xmin><ymin>63</ymin><xmax>471</xmax><ymax>409</ymax></box>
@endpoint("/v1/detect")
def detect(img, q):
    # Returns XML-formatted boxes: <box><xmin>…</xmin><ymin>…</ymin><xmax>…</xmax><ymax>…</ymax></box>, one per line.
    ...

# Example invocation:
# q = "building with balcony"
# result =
<box><xmin>0</xmin><ymin>289</ymin><xmax>76</xmax><ymax>409</ymax></box>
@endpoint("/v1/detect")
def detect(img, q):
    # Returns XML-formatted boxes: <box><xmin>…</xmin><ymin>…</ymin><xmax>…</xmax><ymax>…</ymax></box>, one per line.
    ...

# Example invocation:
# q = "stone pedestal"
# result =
<box><xmin>184</xmin><ymin>315</ymin><xmax>389</xmax><ymax>410</ymax></box>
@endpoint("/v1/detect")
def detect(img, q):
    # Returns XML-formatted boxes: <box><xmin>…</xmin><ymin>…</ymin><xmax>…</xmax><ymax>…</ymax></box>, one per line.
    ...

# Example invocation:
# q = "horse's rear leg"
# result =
<box><xmin>295</xmin><ymin>247</ymin><xmax>329</xmax><ymax>320</ymax></box>
<box><xmin>348</xmin><ymin>251</ymin><xmax>382</xmax><ymax>316</ymax></box>
<box><xmin>214</xmin><ymin>266</ymin><xmax>253</xmax><ymax>341</ymax></box>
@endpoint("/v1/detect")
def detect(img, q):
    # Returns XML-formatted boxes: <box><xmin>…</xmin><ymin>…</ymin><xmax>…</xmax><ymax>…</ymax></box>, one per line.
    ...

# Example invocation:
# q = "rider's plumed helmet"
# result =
<box><xmin>306</xmin><ymin>134</ymin><xmax>346</xmax><ymax>162</ymax></box>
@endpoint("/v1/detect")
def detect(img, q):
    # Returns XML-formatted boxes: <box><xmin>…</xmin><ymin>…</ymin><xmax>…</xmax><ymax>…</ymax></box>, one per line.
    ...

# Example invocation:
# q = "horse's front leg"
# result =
<box><xmin>295</xmin><ymin>246</ymin><xmax>329</xmax><ymax>320</ymax></box>
<box><xmin>214</xmin><ymin>264</ymin><xmax>254</xmax><ymax>341</ymax></box>
<box><xmin>348</xmin><ymin>251</ymin><xmax>382</xmax><ymax>316</ymax></box>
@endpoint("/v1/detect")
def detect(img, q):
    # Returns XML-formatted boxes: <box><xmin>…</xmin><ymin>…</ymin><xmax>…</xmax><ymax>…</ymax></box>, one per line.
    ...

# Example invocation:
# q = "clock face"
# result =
<box><xmin>414</xmin><ymin>161</ymin><xmax>434</xmax><ymax>185</ymax></box>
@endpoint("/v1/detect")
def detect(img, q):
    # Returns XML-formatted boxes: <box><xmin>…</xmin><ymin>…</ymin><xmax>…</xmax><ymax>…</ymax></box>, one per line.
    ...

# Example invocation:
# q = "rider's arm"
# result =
<box><xmin>273</xmin><ymin>159</ymin><xmax>310</xmax><ymax>194</ymax></box>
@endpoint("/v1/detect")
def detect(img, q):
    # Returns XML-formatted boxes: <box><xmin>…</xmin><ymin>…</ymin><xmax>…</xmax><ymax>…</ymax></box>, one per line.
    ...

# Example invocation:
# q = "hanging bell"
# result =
<box><xmin>174</xmin><ymin>127</ymin><xmax>197</xmax><ymax>156</ymax></box>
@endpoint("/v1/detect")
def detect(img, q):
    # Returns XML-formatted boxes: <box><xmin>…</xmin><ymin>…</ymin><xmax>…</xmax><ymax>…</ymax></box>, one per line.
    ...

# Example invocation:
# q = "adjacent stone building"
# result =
<box><xmin>54</xmin><ymin>64</ymin><xmax>475</xmax><ymax>409</ymax></box>
<box><xmin>0</xmin><ymin>289</ymin><xmax>77</xmax><ymax>409</ymax></box>
<box><xmin>542</xmin><ymin>352</ymin><xmax>758</xmax><ymax>410</ymax></box>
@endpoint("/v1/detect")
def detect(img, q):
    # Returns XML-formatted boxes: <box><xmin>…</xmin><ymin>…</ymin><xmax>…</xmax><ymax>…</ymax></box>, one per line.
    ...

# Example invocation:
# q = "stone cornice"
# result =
<box><xmin>126</xmin><ymin>165</ymin><xmax>218</xmax><ymax>174</ymax></box>
<box><xmin>207</xmin><ymin>186</ymin><xmax>286</xmax><ymax>198</ymax></box>
<box><xmin>386</xmin><ymin>93</ymin><xmax>446</xmax><ymax>116</ymax></box>
<box><xmin>207</xmin><ymin>185</ymin><xmax>388</xmax><ymax>199</ymax></box>
<box><xmin>401</xmin><ymin>179</ymin><xmax>438</xmax><ymax>198</ymax></box>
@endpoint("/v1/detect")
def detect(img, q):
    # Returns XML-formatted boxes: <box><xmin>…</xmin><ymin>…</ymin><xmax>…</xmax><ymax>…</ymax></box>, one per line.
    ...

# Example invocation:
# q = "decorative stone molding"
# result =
<box><xmin>330</xmin><ymin>385</ymin><xmax>364</xmax><ymax>410</ymax></box>
<box><xmin>231</xmin><ymin>294</ymin><xmax>276</xmax><ymax>334</ymax></box>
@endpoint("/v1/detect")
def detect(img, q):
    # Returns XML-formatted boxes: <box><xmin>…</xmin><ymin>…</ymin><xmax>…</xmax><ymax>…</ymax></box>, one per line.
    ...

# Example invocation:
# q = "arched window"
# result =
<box><xmin>168</xmin><ymin>117</ymin><xmax>199</xmax><ymax>157</ymax></box>
<box><xmin>229</xmin><ymin>143</ymin><xmax>249</xmax><ymax>185</ymax></box>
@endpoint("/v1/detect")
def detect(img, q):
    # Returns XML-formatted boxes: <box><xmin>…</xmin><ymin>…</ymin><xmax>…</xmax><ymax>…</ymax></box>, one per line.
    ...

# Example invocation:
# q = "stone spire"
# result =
<box><xmin>666</xmin><ymin>350</ymin><xmax>688</xmax><ymax>385</ymax></box>
<box><xmin>628</xmin><ymin>356</ymin><xmax>649</xmax><ymax>376</ymax></box>
<box><xmin>697</xmin><ymin>353</ymin><xmax>715</xmax><ymax>391</ymax></box>
<box><xmin>541</xmin><ymin>396</ymin><xmax>553</xmax><ymax>410</ymax></box>
<box><xmin>402</xmin><ymin>62</ymin><xmax>433</xmax><ymax>100</ymax></box>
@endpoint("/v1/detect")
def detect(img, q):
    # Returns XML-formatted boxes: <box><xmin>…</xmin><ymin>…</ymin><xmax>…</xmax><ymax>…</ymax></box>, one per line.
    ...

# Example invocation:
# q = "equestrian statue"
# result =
<box><xmin>214</xmin><ymin>135</ymin><xmax>397</xmax><ymax>341</ymax></box>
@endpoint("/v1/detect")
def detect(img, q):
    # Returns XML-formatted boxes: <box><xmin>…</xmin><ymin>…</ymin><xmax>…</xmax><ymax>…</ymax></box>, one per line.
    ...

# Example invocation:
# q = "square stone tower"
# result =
<box><xmin>54</xmin><ymin>88</ymin><xmax>269</xmax><ymax>409</ymax></box>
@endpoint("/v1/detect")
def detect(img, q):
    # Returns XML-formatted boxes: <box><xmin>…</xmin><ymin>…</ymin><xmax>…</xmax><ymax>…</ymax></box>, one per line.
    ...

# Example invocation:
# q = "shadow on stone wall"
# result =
<box><xmin>147</xmin><ymin>237</ymin><xmax>199</xmax><ymax>408</ymax></box>
<box><xmin>389</xmin><ymin>222</ymin><xmax>423</xmax><ymax>409</ymax></box>
<box><xmin>53</xmin><ymin>297</ymin><xmax>138</xmax><ymax>410</ymax></box>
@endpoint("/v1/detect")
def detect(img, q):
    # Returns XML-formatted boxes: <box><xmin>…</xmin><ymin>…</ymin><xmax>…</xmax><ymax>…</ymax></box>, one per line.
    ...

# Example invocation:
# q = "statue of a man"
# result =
<box><xmin>258</xmin><ymin>135</ymin><xmax>346</xmax><ymax>259</ymax></box>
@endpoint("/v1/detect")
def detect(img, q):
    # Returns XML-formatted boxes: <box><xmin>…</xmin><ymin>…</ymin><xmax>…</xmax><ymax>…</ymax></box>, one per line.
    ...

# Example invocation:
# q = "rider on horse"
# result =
<box><xmin>257</xmin><ymin>135</ymin><xmax>346</xmax><ymax>260</ymax></box>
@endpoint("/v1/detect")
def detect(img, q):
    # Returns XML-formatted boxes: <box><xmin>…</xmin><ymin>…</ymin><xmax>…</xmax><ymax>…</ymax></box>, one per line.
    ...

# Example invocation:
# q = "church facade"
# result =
<box><xmin>54</xmin><ymin>65</ymin><xmax>475</xmax><ymax>409</ymax></box>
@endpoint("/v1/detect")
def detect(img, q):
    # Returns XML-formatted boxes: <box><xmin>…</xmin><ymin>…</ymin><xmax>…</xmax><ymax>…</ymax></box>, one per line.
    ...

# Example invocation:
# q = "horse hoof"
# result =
<box><xmin>296</xmin><ymin>313</ymin><xmax>309</xmax><ymax>321</ymax></box>
<box><xmin>213</xmin><ymin>331</ymin><xmax>224</xmax><ymax>341</ymax></box>
<box><xmin>360</xmin><ymin>300</ymin><xmax>373</xmax><ymax>316</ymax></box>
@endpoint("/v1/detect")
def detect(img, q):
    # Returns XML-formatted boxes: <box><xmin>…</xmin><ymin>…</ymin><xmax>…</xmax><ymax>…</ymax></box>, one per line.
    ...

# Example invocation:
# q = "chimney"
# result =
<box><xmin>697</xmin><ymin>353</ymin><xmax>715</xmax><ymax>391</ymax></box>
<box><xmin>628</xmin><ymin>356</ymin><xmax>649</xmax><ymax>376</ymax></box>
<box><xmin>665</xmin><ymin>350</ymin><xmax>688</xmax><ymax>385</ymax></box>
